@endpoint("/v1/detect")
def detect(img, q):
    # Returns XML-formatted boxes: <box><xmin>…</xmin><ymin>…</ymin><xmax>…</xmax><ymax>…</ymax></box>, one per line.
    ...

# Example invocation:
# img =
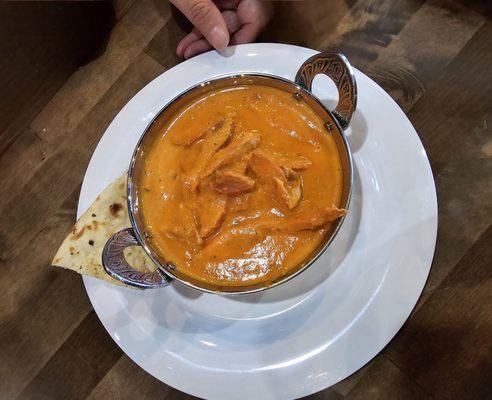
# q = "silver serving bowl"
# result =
<box><xmin>102</xmin><ymin>52</ymin><xmax>357</xmax><ymax>294</ymax></box>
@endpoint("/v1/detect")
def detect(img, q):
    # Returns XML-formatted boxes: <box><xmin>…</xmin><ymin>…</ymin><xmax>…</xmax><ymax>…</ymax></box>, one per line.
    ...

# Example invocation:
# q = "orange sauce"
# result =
<box><xmin>140</xmin><ymin>84</ymin><xmax>344</xmax><ymax>286</ymax></box>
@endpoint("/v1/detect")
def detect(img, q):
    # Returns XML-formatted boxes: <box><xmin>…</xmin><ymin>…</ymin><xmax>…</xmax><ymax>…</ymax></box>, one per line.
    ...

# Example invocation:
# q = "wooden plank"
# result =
<box><xmin>0</xmin><ymin>270</ymin><xmax>92</xmax><ymax>399</ymax></box>
<box><xmin>300</xmin><ymin>388</ymin><xmax>343</xmax><ymax>399</ymax></box>
<box><xmin>332</xmin><ymin>364</ymin><xmax>372</xmax><ymax>396</ymax></box>
<box><xmin>113</xmin><ymin>0</ymin><xmax>137</xmax><ymax>20</ymax></box>
<box><xmin>344</xmin><ymin>357</ymin><xmax>430</xmax><ymax>399</ymax></box>
<box><xmin>259</xmin><ymin>0</ymin><xmax>356</xmax><ymax>49</ymax></box>
<box><xmin>144</xmin><ymin>8</ymin><xmax>186</xmax><ymax>69</ymax></box>
<box><xmin>30</xmin><ymin>0</ymin><xmax>167</xmax><ymax>143</ymax></box>
<box><xmin>16</xmin><ymin>311</ymin><xmax>122</xmax><ymax>400</ymax></box>
<box><xmin>0</xmin><ymin>52</ymin><xmax>164</xmax><ymax>318</ymax></box>
<box><xmin>384</xmin><ymin>225</ymin><xmax>492</xmax><ymax>399</ymax></box>
<box><xmin>0</xmin><ymin>128</ymin><xmax>54</xmax><ymax>210</ymax></box>
<box><xmin>406</xmin><ymin>21</ymin><xmax>492</xmax><ymax>309</ymax></box>
<box><xmin>0</xmin><ymin>181</ymin><xmax>81</xmax><ymax>321</ymax></box>
<box><xmin>0</xmin><ymin>53</ymin><xmax>165</xmax><ymax>398</ymax></box>
<box><xmin>0</xmin><ymin>1</ymin><xmax>114</xmax><ymax>157</ymax></box>
<box><xmin>68</xmin><ymin>311</ymin><xmax>123</xmax><ymax>376</ymax></box>
<box><xmin>451</xmin><ymin>0</ymin><xmax>492</xmax><ymax>17</ymax></box>
<box><xmin>0</xmin><ymin>51</ymin><xmax>165</xmax><ymax>267</ymax></box>
<box><xmin>366</xmin><ymin>0</ymin><xmax>485</xmax><ymax>111</ymax></box>
<box><xmin>317</xmin><ymin>0</ymin><xmax>425</xmax><ymax>70</ymax></box>
<box><xmin>86</xmin><ymin>356</ymin><xmax>170</xmax><ymax>400</ymax></box>
<box><xmin>16</xmin><ymin>339</ymin><xmax>102</xmax><ymax>400</ymax></box>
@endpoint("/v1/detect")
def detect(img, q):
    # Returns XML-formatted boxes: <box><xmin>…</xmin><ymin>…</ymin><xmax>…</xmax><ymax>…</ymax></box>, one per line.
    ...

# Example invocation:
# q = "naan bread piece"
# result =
<box><xmin>51</xmin><ymin>174</ymin><xmax>155</xmax><ymax>286</ymax></box>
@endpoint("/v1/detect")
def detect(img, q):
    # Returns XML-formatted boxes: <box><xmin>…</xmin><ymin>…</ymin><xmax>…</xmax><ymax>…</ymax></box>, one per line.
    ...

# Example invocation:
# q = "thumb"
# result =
<box><xmin>171</xmin><ymin>0</ymin><xmax>229</xmax><ymax>51</ymax></box>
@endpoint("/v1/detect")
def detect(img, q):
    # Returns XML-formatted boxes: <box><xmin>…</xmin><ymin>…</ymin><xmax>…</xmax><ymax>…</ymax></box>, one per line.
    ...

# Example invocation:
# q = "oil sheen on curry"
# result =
<box><xmin>140</xmin><ymin>84</ymin><xmax>346</xmax><ymax>287</ymax></box>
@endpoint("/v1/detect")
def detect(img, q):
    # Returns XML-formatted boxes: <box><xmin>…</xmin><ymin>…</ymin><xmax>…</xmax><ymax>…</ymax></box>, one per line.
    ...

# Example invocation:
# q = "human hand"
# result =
<box><xmin>170</xmin><ymin>0</ymin><xmax>273</xmax><ymax>59</ymax></box>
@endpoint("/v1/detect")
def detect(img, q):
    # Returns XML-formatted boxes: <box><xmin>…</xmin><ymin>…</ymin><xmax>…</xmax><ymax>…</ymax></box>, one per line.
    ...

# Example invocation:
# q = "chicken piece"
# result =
<box><xmin>182</xmin><ymin>114</ymin><xmax>234</xmax><ymax>191</ymax></box>
<box><xmin>273</xmin><ymin>178</ymin><xmax>289</xmax><ymax>207</ymax></box>
<box><xmin>171</xmin><ymin>112</ymin><xmax>234</xmax><ymax>146</ymax></box>
<box><xmin>276</xmin><ymin>206</ymin><xmax>347</xmax><ymax>232</ymax></box>
<box><xmin>323</xmin><ymin>206</ymin><xmax>348</xmax><ymax>220</ymax></box>
<box><xmin>160</xmin><ymin>204</ymin><xmax>203</xmax><ymax>245</ymax></box>
<box><xmin>248</xmin><ymin>150</ymin><xmax>284</xmax><ymax>179</ymax></box>
<box><xmin>273</xmin><ymin>175</ymin><xmax>302</xmax><ymax>210</ymax></box>
<box><xmin>289</xmin><ymin>155</ymin><xmax>312</xmax><ymax>171</ymax></box>
<box><xmin>250</xmin><ymin>151</ymin><xmax>311</xmax><ymax>176</ymax></box>
<box><xmin>249</xmin><ymin>152</ymin><xmax>303</xmax><ymax>209</ymax></box>
<box><xmin>279</xmin><ymin>166</ymin><xmax>302</xmax><ymax>210</ymax></box>
<box><xmin>171</xmin><ymin>123</ymin><xmax>212</xmax><ymax>147</ymax></box>
<box><xmin>214</xmin><ymin>170</ymin><xmax>255</xmax><ymax>195</ymax></box>
<box><xmin>163</xmin><ymin>225</ymin><xmax>203</xmax><ymax>246</ymax></box>
<box><xmin>281</xmin><ymin>166</ymin><xmax>299</xmax><ymax>180</ymax></box>
<box><xmin>179</xmin><ymin>143</ymin><xmax>202</xmax><ymax>173</ymax></box>
<box><xmin>198</xmin><ymin>197</ymin><xmax>227</xmax><ymax>239</ymax></box>
<box><xmin>201</xmin><ymin>130</ymin><xmax>261</xmax><ymax>179</ymax></box>
<box><xmin>228</xmin><ymin>154</ymin><xmax>251</xmax><ymax>174</ymax></box>
<box><xmin>188</xmin><ymin>189</ymin><xmax>228</xmax><ymax>240</ymax></box>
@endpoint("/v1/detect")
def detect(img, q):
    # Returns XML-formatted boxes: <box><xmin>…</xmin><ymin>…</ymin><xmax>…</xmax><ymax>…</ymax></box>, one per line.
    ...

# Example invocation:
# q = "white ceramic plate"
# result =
<box><xmin>80</xmin><ymin>43</ymin><xmax>437</xmax><ymax>399</ymax></box>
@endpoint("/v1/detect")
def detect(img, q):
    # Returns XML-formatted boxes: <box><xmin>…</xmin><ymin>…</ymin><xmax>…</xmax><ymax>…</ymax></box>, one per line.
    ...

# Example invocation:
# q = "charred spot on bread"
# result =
<box><xmin>109</xmin><ymin>202</ymin><xmax>123</xmax><ymax>216</ymax></box>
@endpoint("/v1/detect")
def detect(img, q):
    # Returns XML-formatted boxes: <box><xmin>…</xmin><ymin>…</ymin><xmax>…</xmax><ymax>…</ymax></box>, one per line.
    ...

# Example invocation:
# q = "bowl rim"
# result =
<box><xmin>127</xmin><ymin>72</ymin><xmax>354</xmax><ymax>295</ymax></box>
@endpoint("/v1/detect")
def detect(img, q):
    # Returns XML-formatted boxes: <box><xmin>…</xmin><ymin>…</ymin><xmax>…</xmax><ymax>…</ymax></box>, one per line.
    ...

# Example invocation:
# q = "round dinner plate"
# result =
<box><xmin>80</xmin><ymin>43</ymin><xmax>437</xmax><ymax>399</ymax></box>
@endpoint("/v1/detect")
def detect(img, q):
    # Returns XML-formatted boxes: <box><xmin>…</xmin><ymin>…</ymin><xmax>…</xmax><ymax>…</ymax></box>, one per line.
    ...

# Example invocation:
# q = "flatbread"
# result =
<box><xmin>52</xmin><ymin>174</ymin><xmax>155</xmax><ymax>286</ymax></box>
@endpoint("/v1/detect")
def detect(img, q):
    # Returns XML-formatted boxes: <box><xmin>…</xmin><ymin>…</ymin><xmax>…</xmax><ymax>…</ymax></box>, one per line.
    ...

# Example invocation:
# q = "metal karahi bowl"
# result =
<box><xmin>102</xmin><ymin>52</ymin><xmax>357</xmax><ymax>294</ymax></box>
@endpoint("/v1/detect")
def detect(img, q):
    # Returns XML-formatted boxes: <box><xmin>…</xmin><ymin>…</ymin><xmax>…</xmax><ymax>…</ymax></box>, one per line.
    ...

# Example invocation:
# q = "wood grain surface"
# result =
<box><xmin>1</xmin><ymin>1</ymin><xmax>491</xmax><ymax>399</ymax></box>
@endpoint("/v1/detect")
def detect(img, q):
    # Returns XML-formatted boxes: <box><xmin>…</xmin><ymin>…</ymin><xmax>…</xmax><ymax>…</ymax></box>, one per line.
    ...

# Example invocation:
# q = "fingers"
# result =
<box><xmin>177</xmin><ymin>28</ymin><xmax>203</xmax><ymax>57</ymax></box>
<box><xmin>183</xmin><ymin>39</ymin><xmax>214</xmax><ymax>59</ymax></box>
<box><xmin>222</xmin><ymin>10</ymin><xmax>241</xmax><ymax>35</ymax></box>
<box><xmin>231</xmin><ymin>23</ymin><xmax>260</xmax><ymax>45</ymax></box>
<box><xmin>231</xmin><ymin>0</ymin><xmax>273</xmax><ymax>45</ymax></box>
<box><xmin>171</xmin><ymin>0</ymin><xmax>229</xmax><ymax>50</ymax></box>
<box><xmin>181</xmin><ymin>11</ymin><xmax>241</xmax><ymax>59</ymax></box>
<box><xmin>216</xmin><ymin>0</ymin><xmax>241</xmax><ymax>9</ymax></box>
<box><xmin>174</xmin><ymin>0</ymin><xmax>273</xmax><ymax>59</ymax></box>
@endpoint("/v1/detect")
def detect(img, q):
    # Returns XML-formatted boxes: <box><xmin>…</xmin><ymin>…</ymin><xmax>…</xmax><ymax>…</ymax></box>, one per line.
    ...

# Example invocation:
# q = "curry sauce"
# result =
<box><xmin>140</xmin><ymin>84</ymin><xmax>346</xmax><ymax>286</ymax></box>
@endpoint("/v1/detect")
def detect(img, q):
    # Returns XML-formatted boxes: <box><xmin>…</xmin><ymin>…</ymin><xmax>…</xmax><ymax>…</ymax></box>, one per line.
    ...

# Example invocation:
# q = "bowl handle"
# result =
<box><xmin>102</xmin><ymin>228</ymin><xmax>171</xmax><ymax>289</ymax></box>
<box><xmin>295</xmin><ymin>52</ymin><xmax>357</xmax><ymax>130</ymax></box>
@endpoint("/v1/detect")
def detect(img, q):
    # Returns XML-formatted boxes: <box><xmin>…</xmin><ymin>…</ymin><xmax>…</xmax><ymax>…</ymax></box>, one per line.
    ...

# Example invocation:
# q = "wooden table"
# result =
<box><xmin>1</xmin><ymin>1</ymin><xmax>491</xmax><ymax>399</ymax></box>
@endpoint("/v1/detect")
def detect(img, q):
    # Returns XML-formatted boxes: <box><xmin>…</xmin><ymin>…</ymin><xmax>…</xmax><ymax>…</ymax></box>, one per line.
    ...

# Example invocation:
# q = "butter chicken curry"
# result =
<box><xmin>140</xmin><ymin>84</ymin><xmax>347</xmax><ymax>287</ymax></box>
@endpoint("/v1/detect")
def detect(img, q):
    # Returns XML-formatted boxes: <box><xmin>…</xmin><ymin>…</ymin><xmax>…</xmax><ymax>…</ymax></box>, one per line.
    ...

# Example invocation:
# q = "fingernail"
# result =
<box><xmin>176</xmin><ymin>41</ymin><xmax>184</xmax><ymax>57</ymax></box>
<box><xmin>209</xmin><ymin>26</ymin><xmax>229</xmax><ymax>50</ymax></box>
<box><xmin>217</xmin><ymin>46</ymin><xmax>235</xmax><ymax>58</ymax></box>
